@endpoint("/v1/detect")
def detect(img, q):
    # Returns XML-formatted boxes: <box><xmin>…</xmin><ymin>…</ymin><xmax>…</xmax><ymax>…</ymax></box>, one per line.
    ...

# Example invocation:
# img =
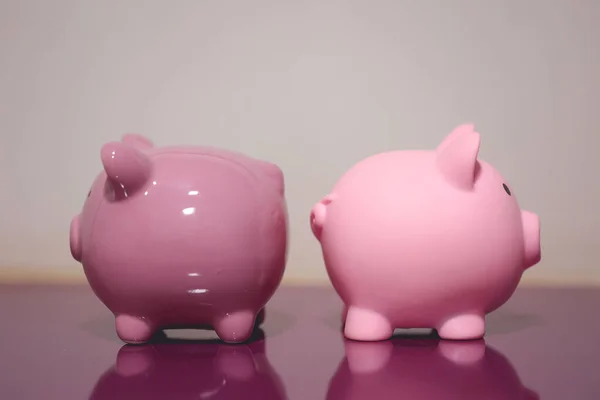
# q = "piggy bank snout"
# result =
<box><xmin>310</xmin><ymin>204</ymin><xmax>325</xmax><ymax>240</ymax></box>
<box><xmin>69</xmin><ymin>214</ymin><xmax>82</xmax><ymax>263</ymax></box>
<box><xmin>521</xmin><ymin>210</ymin><xmax>541</xmax><ymax>268</ymax></box>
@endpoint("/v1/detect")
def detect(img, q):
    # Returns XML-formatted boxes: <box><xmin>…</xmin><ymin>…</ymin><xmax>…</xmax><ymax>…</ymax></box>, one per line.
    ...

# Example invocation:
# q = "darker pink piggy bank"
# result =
<box><xmin>70</xmin><ymin>134</ymin><xmax>288</xmax><ymax>344</ymax></box>
<box><xmin>310</xmin><ymin>124</ymin><xmax>541</xmax><ymax>341</ymax></box>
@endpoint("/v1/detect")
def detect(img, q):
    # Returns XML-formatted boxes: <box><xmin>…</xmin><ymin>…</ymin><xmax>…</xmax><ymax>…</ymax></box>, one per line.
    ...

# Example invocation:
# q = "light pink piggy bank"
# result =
<box><xmin>310</xmin><ymin>124</ymin><xmax>541</xmax><ymax>341</ymax></box>
<box><xmin>70</xmin><ymin>134</ymin><xmax>287</xmax><ymax>344</ymax></box>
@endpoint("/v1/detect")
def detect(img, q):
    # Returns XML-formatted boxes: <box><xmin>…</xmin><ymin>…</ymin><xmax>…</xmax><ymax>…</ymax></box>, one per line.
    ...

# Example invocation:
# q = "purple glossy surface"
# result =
<box><xmin>1</xmin><ymin>284</ymin><xmax>599</xmax><ymax>399</ymax></box>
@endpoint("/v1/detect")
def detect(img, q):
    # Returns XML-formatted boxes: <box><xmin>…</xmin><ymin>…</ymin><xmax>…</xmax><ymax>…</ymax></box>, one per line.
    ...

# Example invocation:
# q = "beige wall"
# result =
<box><xmin>1</xmin><ymin>0</ymin><xmax>599</xmax><ymax>285</ymax></box>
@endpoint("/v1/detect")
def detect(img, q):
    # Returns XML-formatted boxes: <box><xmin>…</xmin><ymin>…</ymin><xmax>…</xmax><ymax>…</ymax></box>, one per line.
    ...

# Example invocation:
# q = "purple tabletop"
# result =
<box><xmin>0</xmin><ymin>284</ymin><xmax>599</xmax><ymax>399</ymax></box>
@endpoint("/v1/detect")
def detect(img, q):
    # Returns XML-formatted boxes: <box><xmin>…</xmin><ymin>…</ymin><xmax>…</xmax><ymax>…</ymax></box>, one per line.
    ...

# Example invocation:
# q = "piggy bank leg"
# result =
<box><xmin>115</xmin><ymin>315</ymin><xmax>155</xmax><ymax>344</ymax></box>
<box><xmin>214</xmin><ymin>310</ymin><xmax>256</xmax><ymax>343</ymax></box>
<box><xmin>344</xmin><ymin>306</ymin><xmax>393</xmax><ymax>341</ymax></box>
<box><xmin>437</xmin><ymin>314</ymin><xmax>485</xmax><ymax>340</ymax></box>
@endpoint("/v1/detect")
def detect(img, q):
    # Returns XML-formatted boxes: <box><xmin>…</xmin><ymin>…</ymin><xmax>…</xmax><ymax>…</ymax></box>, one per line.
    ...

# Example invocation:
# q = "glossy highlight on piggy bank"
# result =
<box><xmin>70</xmin><ymin>134</ymin><xmax>288</xmax><ymax>344</ymax></box>
<box><xmin>310</xmin><ymin>124</ymin><xmax>541</xmax><ymax>341</ymax></box>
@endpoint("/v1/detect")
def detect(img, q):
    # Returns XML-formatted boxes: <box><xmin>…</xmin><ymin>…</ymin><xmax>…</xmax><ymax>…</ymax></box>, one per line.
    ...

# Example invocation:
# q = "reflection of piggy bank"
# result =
<box><xmin>311</xmin><ymin>124</ymin><xmax>541</xmax><ymax>341</ymax></box>
<box><xmin>70</xmin><ymin>134</ymin><xmax>287</xmax><ymax>343</ymax></box>
<box><xmin>327</xmin><ymin>338</ymin><xmax>539</xmax><ymax>400</ymax></box>
<box><xmin>89</xmin><ymin>337</ymin><xmax>288</xmax><ymax>400</ymax></box>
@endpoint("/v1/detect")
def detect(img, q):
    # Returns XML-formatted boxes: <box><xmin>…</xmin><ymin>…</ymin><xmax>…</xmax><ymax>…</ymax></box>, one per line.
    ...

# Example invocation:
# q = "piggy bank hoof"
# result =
<box><xmin>344</xmin><ymin>307</ymin><xmax>393</xmax><ymax>342</ymax></box>
<box><xmin>437</xmin><ymin>314</ymin><xmax>485</xmax><ymax>341</ymax></box>
<box><xmin>115</xmin><ymin>315</ymin><xmax>155</xmax><ymax>344</ymax></box>
<box><xmin>214</xmin><ymin>310</ymin><xmax>257</xmax><ymax>343</ymax></box>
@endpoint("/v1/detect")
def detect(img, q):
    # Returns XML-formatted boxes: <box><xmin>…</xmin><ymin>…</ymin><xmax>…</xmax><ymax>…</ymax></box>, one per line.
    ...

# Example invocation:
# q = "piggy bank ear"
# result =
<box><xmin>101</xmin><ymin>141</ymin><xmax>152</xmax><ymax>199</ymax></box>
<box><xmin>121</xmin><ymin>133</ymin><xmax>154</xmax><ymax>150</ymax></box>
<box><xmin>436</xmin><ymin>124</ymin><xmax>481</xmax><ymax>190</ymax></box>
<box><xmin>436</xmin><ymin>124</ymin><xmax>475</xmax><ymax>153</ymax></box>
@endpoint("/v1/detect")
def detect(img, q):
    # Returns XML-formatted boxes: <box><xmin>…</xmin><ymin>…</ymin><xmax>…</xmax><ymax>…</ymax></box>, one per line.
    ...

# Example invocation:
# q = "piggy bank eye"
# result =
<box><xmin>502</xmin><ymin>183</ymin><xmax>511</xmax><ymax>196</ymax></box>
<box><xmin>87</xmin><ymin>190</ymin><xmax>91</xmax><ymax>198</ymax></box>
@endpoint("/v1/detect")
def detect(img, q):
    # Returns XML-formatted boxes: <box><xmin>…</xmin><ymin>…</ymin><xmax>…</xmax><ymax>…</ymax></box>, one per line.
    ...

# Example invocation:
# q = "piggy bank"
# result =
<box><xmin>70</xmin><ymin>133</ymin><xmax>288</xmax><ymax>344</ymax></box>
<box><xmin>327</xmin><ymin>338</ymin><xmax>539</xmax><ymax>400</ymax></box>
<box><xmin>310</xmin><ymin>124</ymin><xmax>541</xmax><ymax>341</ymax></box>
<box><xmin>89</xmin><ymin>337</ymin><xmax>288</xmax><ymax>400</ymax></box>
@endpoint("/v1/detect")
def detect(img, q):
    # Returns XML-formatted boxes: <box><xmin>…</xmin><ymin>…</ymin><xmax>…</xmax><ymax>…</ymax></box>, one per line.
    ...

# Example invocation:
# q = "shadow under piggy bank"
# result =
<box><xmin>327</xmin><ymin>338</ymin><xmax>539</xmax><ymax>400</ymax></box>
<box><xmin>88</xmin><ymin>331</ymin><xmax>287</xmax><ymax>400</ymax></box>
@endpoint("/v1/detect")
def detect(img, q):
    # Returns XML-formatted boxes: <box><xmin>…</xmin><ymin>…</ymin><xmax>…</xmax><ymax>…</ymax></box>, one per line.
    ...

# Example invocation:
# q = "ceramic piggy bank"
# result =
<box><xmin>70</xmin><ymin>134</ymin><xmax>288</xmax><ymax>344</ymax></box>
<box><xmin>310</xmin><ymin>124</ymin><xmax>541</xmax><ymax>341</ymax></box>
